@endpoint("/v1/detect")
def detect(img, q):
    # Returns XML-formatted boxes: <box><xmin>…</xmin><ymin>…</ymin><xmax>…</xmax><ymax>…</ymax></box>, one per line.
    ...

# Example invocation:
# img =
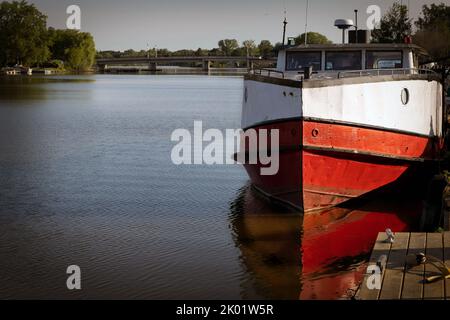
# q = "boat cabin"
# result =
<box><xmin>275</xmin><ymin>43</ymin><xmax>429</xmax><ymax>79</ymax></box>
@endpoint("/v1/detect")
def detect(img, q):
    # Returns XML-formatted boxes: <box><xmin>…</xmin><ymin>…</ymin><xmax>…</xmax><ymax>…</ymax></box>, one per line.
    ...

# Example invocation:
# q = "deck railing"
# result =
<box><xmin>251</xmin><ymin>68</ymin><xmax>437</xmax><ymax>81</ymax></box>
<box><xmin>253</xmin><ymin>68</ymin><xmax>285</xmax><ymax>79</ymax></box>
<box><xmin>337</xmin><ymin>68</ymin><xmax>438</xmax><ymax>79</ymax></box>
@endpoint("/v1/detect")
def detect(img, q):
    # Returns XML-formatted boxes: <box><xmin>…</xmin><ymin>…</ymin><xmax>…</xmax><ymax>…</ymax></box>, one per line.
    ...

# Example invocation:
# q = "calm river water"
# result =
<box><xmin>0</xmin><ymin>74</ymin><xmax>401</xmax><ymax>300</ymax></box>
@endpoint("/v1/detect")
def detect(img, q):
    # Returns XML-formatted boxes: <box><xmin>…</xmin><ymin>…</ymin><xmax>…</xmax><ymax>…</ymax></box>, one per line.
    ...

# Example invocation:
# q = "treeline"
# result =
<box><xmin>96</xmin><ymin>33</ymin><xmax>333</xmax><ymax>60</ymax></box>
<box><xmin>97</xmin><ymin>40</ymin><xmax>280</xmax><ymax>60</ymax></box>
<box><xmin>0</xmin><ymin>1</ymin><xmax>96</xmax><ymax>71</ymax></box>
<box><xmin>370</xmin><ymin>2</ymin><xmax>449</xmax><ymax>63</ymax></box>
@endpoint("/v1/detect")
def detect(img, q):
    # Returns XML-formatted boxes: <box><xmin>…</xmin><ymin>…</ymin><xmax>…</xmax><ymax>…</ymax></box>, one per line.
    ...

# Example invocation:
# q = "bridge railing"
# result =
<box><xmin>96</xmin><ymin>56</ymin><xmax>273</xmax><ymax>65</ymax></box>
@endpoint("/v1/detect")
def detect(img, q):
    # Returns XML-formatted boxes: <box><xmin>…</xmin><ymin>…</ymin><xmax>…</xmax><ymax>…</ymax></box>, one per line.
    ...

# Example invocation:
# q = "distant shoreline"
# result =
<box><xmin>1</xmin><ymin>66</ymin><xmax>251</xmax><ymax>77</ymax></box>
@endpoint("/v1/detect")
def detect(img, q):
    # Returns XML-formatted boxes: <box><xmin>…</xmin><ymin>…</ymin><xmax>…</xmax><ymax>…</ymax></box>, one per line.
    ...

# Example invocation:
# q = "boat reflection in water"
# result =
<box><xmin>229</xmin><ymin>184</ymin><xmax>423</xmax><ymax>300</ymax></box>
<box><xmin>229</xmin><ymin>185</ymin><xmax>302</xmax><ymax>299</ymax></box>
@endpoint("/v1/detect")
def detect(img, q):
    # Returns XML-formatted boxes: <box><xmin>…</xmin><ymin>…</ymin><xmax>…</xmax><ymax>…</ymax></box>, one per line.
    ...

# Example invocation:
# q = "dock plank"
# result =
<box><xmin>379</xmin><ymin>233</ymin><xmax>409</xmax><ymax>300</ymax></box>
<box><xmin>359</xmin><ymin>232</ymin><xmax>450</xmax><ymax>300</ymax></box>
<box><xmin>358</xmin><ymin>232</ymin><xmax>392</xmax><ymax>300</ymax></box>
<box><xmin>402</xmin><ymin>233</ymin><xmax>426</xmax><ymax>300</ymax></box>
<box><xmin>444</xmin><ymin>232</ymin><xmax>450</xmax><ymax>300</ymax></box>
<box><xmin>424</xmin><ymin>233</ymin><xmax>445</xmax><ymax>300</ymax></box>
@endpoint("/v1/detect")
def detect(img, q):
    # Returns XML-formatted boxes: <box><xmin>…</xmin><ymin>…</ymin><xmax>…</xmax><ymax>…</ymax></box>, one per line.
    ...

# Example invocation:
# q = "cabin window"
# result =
<box><xmin>285</xmin><ymin>51</ymin><xmax>321</xmax><ymax>71</ymax></box>
<box><xmin>366</xmin><ymin>51</ymin><xmax>402</xmax><ymax>69</ymax></box>
<box><xmin>325</xmin><ymin>51</ymin><xmax>362</xmax><ymax>71</ymax></box>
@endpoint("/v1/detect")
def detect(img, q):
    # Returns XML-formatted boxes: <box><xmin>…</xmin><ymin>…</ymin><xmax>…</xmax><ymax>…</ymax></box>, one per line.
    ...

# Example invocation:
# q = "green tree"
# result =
<box><xmin>155</xmin><ymin>48</ymin><xmax>171</xmax><ymax>57</ymax></box>
<box><xmin>242</xmin><ymin>40</ymin><xmax>258</xmax><ymax>56</ymax></box>
<box><xmin>258</xmin><ymin>40</ymin><xmax>274</xmax><ymax>57</ymax></box>
<box><xmin>0</xmin><ymin>0</ymin><xmax>50</xmax><ymax>66</ymax></box>
<box><xmin>415</xmin><ymin>3</ymin><xmax>450</xmax><ymax>30</ymax></box>
<box><xmin>413</xmin><ymin>3</ymin><xmax>450</xmax><ymax>62</ymax></box>
<box><xmin>96</xmin><ymin>51</ymin><xmax>115</xmax><ymax>59</ymax></box>
<box><xmin>195</xmin><ymin>48</ymin><xmax>208</xmax><ymax>56</ymax></box>
<box><xmin>123</xmin><ymin>49</ymin><xmax>137</xmax><ymax>57</ymax></box>
<box><xmin>173</xmin><ymin>49</ymin><xmax>195</xmax><ymax>56</ymax></box>
<box><xmin>294</xmin><ymin>32</ymin><xmax>332</xmax><ymax>45</ymax></box>
<box><xmin>209</xmin><ymin>48</ymin><xmax>223</xmax><ymax>56</ymax></box>
<box><xmin>137</xmin><ymin>50</ymin><xmax>148</xmax><ymax>57</ymax></box>
<box><xmin>371</xmin><ymin>3</ymin><xmax>412</xmax><ymax>43</ymax></box>
<box><xmin>273</xmin><ymin>42</ymin><xmax>284</xmax><ymax>53</ymax></box>
<box><xmin>218</xmin><ymin>39</ymin><xmax>239</xmax><ymax>56</ymax></box>
<box><xmin>48</xmin><ymin>29</ymin><xmax>95</xmax><ymax>72</ymax></box>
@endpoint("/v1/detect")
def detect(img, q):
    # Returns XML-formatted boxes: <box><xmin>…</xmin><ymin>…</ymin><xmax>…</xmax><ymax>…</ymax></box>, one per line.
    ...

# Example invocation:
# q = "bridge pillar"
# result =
<box><xmin>149</xmin><ymin>62</ymin><xmax>158</xmax><ymax>72</ymax></box>
<box><xmin>247</xmin><ymin>60</ymin><xmax>254</xmax><ymax>72</ymax></box>
<box><xmin>203</xmin><ymin>60</ymin><xmax>211</xmax><ymax>72</ymax></box>
<box><xmin>98</xmin><ymin>64</ymin><xmax>108</xmax><ymax>73</ymax></box>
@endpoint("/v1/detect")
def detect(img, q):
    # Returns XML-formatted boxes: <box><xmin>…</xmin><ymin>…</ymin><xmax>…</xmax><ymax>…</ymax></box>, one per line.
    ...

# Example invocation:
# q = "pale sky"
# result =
<box><xmin>29</xmin><ymin>0</ymin><xmax>446</xmax><ymax>51</ymax></box>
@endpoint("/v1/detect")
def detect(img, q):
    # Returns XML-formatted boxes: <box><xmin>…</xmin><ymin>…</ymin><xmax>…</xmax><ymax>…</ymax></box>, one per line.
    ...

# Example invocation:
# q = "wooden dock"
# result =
<box><xmin>357</xmin><ymin>232</ymin><xmax>450</xmax><ymax>300</ymax></box>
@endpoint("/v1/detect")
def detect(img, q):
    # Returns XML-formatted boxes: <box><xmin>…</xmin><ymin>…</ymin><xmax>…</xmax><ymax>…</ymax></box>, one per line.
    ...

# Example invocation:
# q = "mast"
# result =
<box><xmin>282</xmin><ymin>2</ymin><xmax>288</xmax><ymax>46</ymax></box>
<box><xmin>282</xmin><ymin>17</ymin><xmax>288</xmax><ymax>45</ymax></box>
<box><xmin>304</xmin><ymin>0</ymin><xmax>309</xmax><ymax>45</ymax></box>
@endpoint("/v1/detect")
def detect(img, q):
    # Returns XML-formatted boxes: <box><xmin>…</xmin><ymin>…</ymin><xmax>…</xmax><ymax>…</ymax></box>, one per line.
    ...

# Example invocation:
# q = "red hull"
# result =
<box><xmin>242</xmin><ymin>119</ymin><xmax>439</xmax><ymax>212</ymax></box>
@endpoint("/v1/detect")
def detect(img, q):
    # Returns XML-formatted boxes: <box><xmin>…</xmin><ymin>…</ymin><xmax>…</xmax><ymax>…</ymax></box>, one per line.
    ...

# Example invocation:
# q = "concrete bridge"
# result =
<box><xmin>96</xmin><ymin>56</ymin><xmax>276</xmax><ymax>72</ymax></box>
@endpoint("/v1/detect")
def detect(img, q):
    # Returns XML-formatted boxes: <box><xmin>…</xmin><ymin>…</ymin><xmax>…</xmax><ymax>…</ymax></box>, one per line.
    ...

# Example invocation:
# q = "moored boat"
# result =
<box><xmin>238</xmin><ymin>43</ymin><xmax>444</xmax><ymax>213</ymax></box>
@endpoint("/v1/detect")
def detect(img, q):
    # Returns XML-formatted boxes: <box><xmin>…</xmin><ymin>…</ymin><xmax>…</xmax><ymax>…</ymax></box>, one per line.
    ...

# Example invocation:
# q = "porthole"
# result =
<box><xmin>401</xmin><ymin>88</ymin><xmax>409</xmax><ymax>105</ymax></box>
<box><xmin>244</xmin><ymin>87</ymin><xmax>248</xmax><ymax>103</ymax></box>
<box><xmin>312</xmin><ymin>129</ymin><xmax>319</xmax><ymax>137</ymax></box>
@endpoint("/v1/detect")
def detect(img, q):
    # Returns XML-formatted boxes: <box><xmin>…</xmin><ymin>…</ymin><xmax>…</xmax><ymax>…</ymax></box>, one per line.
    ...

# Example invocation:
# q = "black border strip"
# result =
<box><xmin>302</xmin><ymin>145</ymin><xmax>427</xmax><ymax>163</ymax></box>
<box><xmin>234</xmin><ymin>144</ymin><xmax>428</xmax><ymax>164</ymax></box>
<box><xmin>242</xmin><ymin>116</ymin><xmax>434</xmax><ymax>139</ymax></box>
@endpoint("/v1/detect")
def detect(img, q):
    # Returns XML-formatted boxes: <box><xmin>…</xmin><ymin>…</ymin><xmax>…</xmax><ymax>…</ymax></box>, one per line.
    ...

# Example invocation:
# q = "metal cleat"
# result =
<box><xmin>385</xmin><ymin>228</ymin><xmax>395</xmax><ymax>243</ymax></box>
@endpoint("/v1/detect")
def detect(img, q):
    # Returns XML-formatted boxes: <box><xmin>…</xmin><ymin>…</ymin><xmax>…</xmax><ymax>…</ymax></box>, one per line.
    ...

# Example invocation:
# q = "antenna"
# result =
<box><xmin>407</xmin><ymin>0</ymin><xmax>410</xmax><ymax>20</ymax></box>
<box><xmin>304</xmin><ymin>0</ymin><xmax>309</xmax><ymax>45</ymax></box>
<box><xmin>334</xmin><ymin>19</ymin><xmax>354</xmax><ymax>44</ymax></box>
<box><xmin>354</xmin><ymin>10</ymin><xmax>358</xmax><ymax>43</ymax></box>
<box><xmin>282</xmin><ymin>5</ymin><xmax>288</xmax><ymax>45</ymax></box>
<box><xmin>282</xmin><ymin>17</ymin><xmax>288</xmax><ymax>45</ymax></box>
